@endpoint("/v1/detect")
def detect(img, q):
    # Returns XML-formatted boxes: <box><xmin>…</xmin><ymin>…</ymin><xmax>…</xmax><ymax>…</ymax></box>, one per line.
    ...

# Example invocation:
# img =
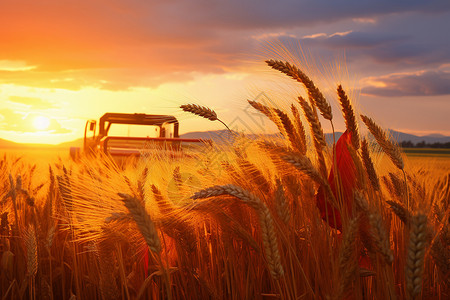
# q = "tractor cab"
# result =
<box><xmin>70</xmin><ymin>113</ymin><xmax>206</xmax><ymax>160</ymax></box>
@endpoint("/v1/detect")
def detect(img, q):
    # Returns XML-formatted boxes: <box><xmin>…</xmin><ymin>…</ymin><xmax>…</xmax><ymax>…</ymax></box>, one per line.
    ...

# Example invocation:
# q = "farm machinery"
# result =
<box><xmin>69</xmin><ymin>113</ymin><xmax>206</xmax><ymax>160</ymax></box>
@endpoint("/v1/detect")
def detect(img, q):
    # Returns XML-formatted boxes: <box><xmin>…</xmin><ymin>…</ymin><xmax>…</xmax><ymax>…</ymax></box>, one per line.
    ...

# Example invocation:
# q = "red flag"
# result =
<box><xmin>316</xmin><ymin>130</ymin><xmax>357</xmax><ymax>231</ymax></box>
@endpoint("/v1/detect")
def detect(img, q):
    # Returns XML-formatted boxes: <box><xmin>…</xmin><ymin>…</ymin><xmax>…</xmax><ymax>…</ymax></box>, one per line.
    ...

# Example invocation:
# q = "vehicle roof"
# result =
<box><xmin>99</xmin><ymin>113</ymin><xmax>179</xmax><ymax>126</ymax></box>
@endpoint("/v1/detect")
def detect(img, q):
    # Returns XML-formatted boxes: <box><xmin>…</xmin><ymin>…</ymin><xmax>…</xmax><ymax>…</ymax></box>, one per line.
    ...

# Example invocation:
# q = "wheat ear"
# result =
<box><xmin>274</xmin><ymin>108</ymin><xmax>305</xmax><ymax>153</ymax></box>
<box><xmin>180</xmin><ymin>103</ymin><xmax>231</xmax><ymax>131</ymax></box>
<box><xmin>298</xmin><ymin>96</ymin><xmax>328</xmax><ymax>177</ymax></box>
<box><xmin>361</xmin><ymin>139</ymin><xmax>380</xmax><ymax>191</ymax></box>
<box><xmin>192</xmin><ymin>184</ymin><xmax>261</xmax><ymax>209</ymax></box>
<box><xmin>248</xmin><ymin>100</ymin><xmax>276</xmax><ymax>122</ymax></box>
<box><xmin>259</xmin><ymin>203</ymin><xmax>284</xmax><ymax>279</ymax></box>
<box><xmin>24</xmin><ymin>224</ymin><xmax>38</xmax><ymax>277</ymax></box>
<box><xmin>298</xmin><ymin>96</ymin><xmax>326</xmax><ymax>147</ymax></box>
<box><xmin>192</xmin><ymin>185</ymin><xmax>284</xmax><ymax>279</ymax></box>
<box><xmin>247</xmin><ymin>100</ymin><xmax>287</xmax><ymax>143</ymax></box>
<box><xmin>290</xmin><ymin>104</ymin><xmax>307</xmax><ymax>155</ymax></box>
<box><xmin>430</xmin><ymin>230</ymin><xmax>450</xmax><ymax>281</ymax></box>
<box><xmin>266</xmin><ymin>59</ymin><xmax>332</xmax><ymax>120</ymax></box>
<box><xmin>281</xmin><ymin>153</ymin><xmax>336</xmax><ymax>205</ymax></box>
<box><xmin>354</xmin><ymin>192</ymin><xmax>393</xmax><ymax>264</ymax></box>
<box><xmin>360</xmin><ymin>115</ymin><xmax>404</xmax><ymax>170</ymax></box>
<box><xmin>337</xmin><ymin>85</ymin><xmax>360</xmax><ymax>149</ymax></box>
<box><xmin>406</xmin><ymin>213</ymin><xmax>428</xmax><ymax>300</ymax></box>
<box><xmin>387</xmin><ymin>200</ymin><xmax>411</xmax><ymax>225</ymax></box>
<box><xmin>275</xmin><ymin>179</ymin><xmax>290</xmax><ymax>224</ymax></box>
<box><xmin>118</xmin><ymin>193</ymin><xmax>161</xmax><ymax>253</ymax></box>
<box><xmin>337</xmin><ymin>215</ymin><xmax>360</xmax><ymax>299</ymax></box>
<box><xmin>368</xmin><ymin>213</ymin><xmax>394</xmax><ymax>264</ymax></box>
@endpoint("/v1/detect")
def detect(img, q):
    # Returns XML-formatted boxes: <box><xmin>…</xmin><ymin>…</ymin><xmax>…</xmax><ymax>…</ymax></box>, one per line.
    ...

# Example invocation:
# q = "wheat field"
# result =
<box><xmin>0</xmin><ymin>60</ymin><xmax>449</xmax><ymax>300</ymax></box>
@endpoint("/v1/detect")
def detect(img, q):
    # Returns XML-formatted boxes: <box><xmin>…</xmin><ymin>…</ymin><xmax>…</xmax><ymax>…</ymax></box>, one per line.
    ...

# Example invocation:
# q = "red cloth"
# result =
<box><xmin>316</xmin><ymin>130</ymin><xmax>357</xmax><ymax>231</ymax></box>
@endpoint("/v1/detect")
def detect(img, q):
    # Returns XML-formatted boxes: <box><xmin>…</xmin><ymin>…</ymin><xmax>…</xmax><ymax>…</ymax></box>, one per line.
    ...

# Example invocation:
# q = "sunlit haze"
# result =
<box><xmin>1</xmin><ymin>1</ymin><xmax>449</xmax><ymax>144</ymax></box>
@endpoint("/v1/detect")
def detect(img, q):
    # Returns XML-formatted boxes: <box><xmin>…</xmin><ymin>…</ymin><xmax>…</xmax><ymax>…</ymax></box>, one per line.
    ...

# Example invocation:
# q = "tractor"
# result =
<box><xmin>69</xmin><ymin>113</ymin><xmax>206</xmax><ymax>160</ymax></box>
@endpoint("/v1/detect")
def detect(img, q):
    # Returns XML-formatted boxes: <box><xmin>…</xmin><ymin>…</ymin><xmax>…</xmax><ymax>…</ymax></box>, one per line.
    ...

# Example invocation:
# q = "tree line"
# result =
<box><xmin>400</xmin><ymin>140</ymin><xmax>450</xmax><ymax>149</ymax></box>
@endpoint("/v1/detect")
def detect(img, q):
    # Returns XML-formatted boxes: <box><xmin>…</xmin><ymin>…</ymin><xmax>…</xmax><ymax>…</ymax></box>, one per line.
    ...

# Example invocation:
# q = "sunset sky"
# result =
<box><xmin>1</xmin><ymin>0</ymin><xmax>449</xmax><ymax>144</ymax></box>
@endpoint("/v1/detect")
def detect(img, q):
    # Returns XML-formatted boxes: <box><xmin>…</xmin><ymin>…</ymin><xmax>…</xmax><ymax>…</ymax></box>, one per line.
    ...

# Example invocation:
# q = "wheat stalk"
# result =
<box><xmin>247</xmin><ymin>100</ymin><xmax>289</xmax><ymax>145</ymax></box>
<box><xmin>192</xmin><ymin>184</ymin><xmax>284</xmax><ymax>279</ymax></box>
<box><xmin>298</xmin><ymin>96</ymin><xmax>327</xmax><ymax>148</ymax></box>
<box><xmin>259</xmin><ymin>203</ymin><xmax>284</xmax><ymax>279</ymax></box>
<box><xmin>192</xmin><ymin>184</ymin><xmax>261</xmax><ymax>210</ymax></box>
<box><xmin>275</xmin><ymin>179</ymin><xmax>290</xmax><ymax>224</ymax></box>
<box><xmin>361</xmin><ymin>139</ymin><xmax>380</xmax><ymax>191</ymax></box>
<box><xmin>180</xmin><ymin>103</ymin><xmax>231</xmax><ymax>131</ymax></box>
<box><xmin>430</xmin><ymin>230</ymin><xmax>450</xmax><ymax>281</ymax></box>
<box><xmin>337</xmin><ymin>85</ymin><xmax>360</xmax><ymax>149</ymax></box>
<box><xmin>406</xmin><ymin>213</ymin><xmax>428</xmax><ymax>299</ymax></box>
<box><xmin>97</xmin><ymin>229</ymin><xmax>120</xmax><ymax>300</ymax></box>
<box><xmin>24</xmin><ymin>224</ymin><xmax>38</xmax><ymax>278</ymax></box>
<box><xmin>237</xmin><ymin>158</ymin><xmax>271</xmax><ymax>194</ymax></box>
<box><xmin>298</xmin><ymin>96</ymin><xmax>328</xmax><ymax>177</ymax></box>
<box><xmin>118</xmin><ymin>193</ymin><xmax>161</xmax><ymax>253</ymax></box>
<box><xmin>274</xmin><ymin>108</ymin><xmax>305</xmax><ymax>153</ymax></box>
<box><xmin>389</xmin><ymin>172</ymin><xmax>405</xmax><ymax>198</ymax></box>
<box><xmin>360</xmin><ymin>115</ymin><xmax>404</xmax><ymax>170</ymax></box>
<box><xmin>355</xmin><ymin>192</ymin><xmax>393</xmax><ymax>264</ymax></box>
<box><xmin>336</xmin><ymin>215</ymin><xmax>360</xmax><ymax>299</ymax></box>
<box><xmin>290</xmin><ymin>104</ymin><xmax>307</xmax><ymax>155</ymax></box>
<box><xmin>248</xmin><ymin>100</ymin><xmax>276</xmax><ymax>122</ymax></box>
<box><xmin>387</xmin><ymin>200</ymin><xmax>411</xmax><ymax>225</ymax></box>
<box><xmin>266</xmin><ymin>59</ymin><xmax>332</xmax><ymax>120</ymax></box>
<box><xmin>368</xmin><ymin>213</ymin><xmax>394</xmax><ymax>264</ymax></box>
<box><xmin>281</xmin><ymin>153</ymin><xmax>336</xmax><ymax>205</ymax></box>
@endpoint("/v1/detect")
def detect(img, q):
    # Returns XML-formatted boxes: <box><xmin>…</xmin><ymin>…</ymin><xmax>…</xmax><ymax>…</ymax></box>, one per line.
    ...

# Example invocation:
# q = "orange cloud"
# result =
<box><xmin>9</xmin><ymin>96</ymin><xmax>56</xmax><ymax>109</ymax></box>
<box><xmin>0</xmin><ymin>1</ymin><xmax>252</xmax><ymax>90</ymax></box>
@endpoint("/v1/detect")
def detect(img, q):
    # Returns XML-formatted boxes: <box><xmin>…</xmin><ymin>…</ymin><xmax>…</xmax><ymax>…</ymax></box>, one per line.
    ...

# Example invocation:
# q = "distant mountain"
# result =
<box><xmin>0</xmin><ymin>138</ymin><xmax>23</xmax><ymax>148</ymax></box>
<box><xmin>388</xmin><ymin>130</ymin><xmax>450</xmax><ymax>144</ymax></box>
<box><xmin>57</xmin><ymin>138</ymin><xmax>83</xmax><ymax>148</ymax></box>
<box><xmin>180</xmin><ymin>130</ymin><xmax>282</xmax><ymax>144</ymax></box>
<box><xmin>0</xmin><ymin>137</ymin><xmax>83</xmax><ymax>149</ymax></box>
<box><xmin>181</xmin><ymin>130</ymin><xmax>450</xmax><ymax>145</ymax></box>
<box><xmin>0</xmin><ymin>130</ymin><xmax>448</xmax><ymax>149</ymax></box>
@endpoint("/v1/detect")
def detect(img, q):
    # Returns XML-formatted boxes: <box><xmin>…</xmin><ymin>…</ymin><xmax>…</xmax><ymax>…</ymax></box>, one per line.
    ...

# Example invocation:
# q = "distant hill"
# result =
<box><xmin>388</xmin><ymin>130</ymin><xmax>450</xmax><ymax>144</ymax></box>
<box><xmin>57</xmin><ymin>138</ymin><xmax>83</xmax><ymax>148</ymax></box>
<box><xmin>0</xmin><ymin>138</ymin><xmax>21</xmax><ymax>148</ymax></box>
<box><xmin>181</xmin><ymin>129</ymin><xmax>450</xmax><ymax>145</ymax></box>
<box><xmin>0</xmin><ymin>137</ymin><xmax>83</xmax><ymax>149</ymax></box>
<box><xmin>0</xmin><ymin>130</ymin><xmax>448</xmax><ymax>149</ymax></box>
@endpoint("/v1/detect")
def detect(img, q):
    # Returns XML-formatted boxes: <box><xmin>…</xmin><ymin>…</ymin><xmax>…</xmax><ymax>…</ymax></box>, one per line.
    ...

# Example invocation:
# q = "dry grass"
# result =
<box><xmin>0</xmin><ymin>60</ymin><xmax>449</xmax><ymax>300</ymax></box>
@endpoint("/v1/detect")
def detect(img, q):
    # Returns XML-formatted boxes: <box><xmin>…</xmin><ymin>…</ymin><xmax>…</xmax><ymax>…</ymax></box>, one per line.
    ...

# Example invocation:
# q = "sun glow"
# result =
<box><xmin>33</xmin><ymin>116</ymin><xmax>51</xmax><ymax>131</ymax></box>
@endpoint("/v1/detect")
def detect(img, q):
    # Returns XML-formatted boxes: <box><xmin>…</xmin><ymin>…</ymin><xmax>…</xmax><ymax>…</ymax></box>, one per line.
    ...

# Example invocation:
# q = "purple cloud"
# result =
<box><xmin>362</xmin><ymin>70</ymin><xmax>450</xmax><ymax>97</ymax></box>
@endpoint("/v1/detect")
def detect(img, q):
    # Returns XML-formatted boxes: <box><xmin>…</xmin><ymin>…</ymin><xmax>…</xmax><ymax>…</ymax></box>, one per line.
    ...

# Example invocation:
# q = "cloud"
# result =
<box><xmin>361</xmin><ymin>69</ymin><xmax>450</xmax><ymax>97</ymax></box>
<box><xmin>9</xmin><ymin>96</ymin><xmax>56</xmax><ymax>109</ymax></box>
<box><xmin>0</xmin><ymin>1</ymin><xmax>449</xmax><ymax>90</ymax></box>
<box><xmin>0</xmin><ymin>60</ymin><xmax>36</xmax><ymax>71</ymax></box>
<box><xmin>303</xmin><ymin>31</ymin><xmax>352</xmax><ymax>40</ymax></box>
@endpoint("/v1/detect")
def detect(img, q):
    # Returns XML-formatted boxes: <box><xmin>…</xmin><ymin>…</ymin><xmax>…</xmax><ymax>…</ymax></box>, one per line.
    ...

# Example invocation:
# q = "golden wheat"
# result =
<box><xmin>406</xmin><ymin>213</ymin><xmax>428</xmax><ymax>299</ymax></box>
<box><xmin>361</xmin><ymin>138</ymin><xmax>380</xmax><ymax>191</ymax></box>
<box><xmin>361</xmin><ymin>114</ymin><xmax>404</xmax><ymax>170</ymax></box>
<box><xmin>337</xmin><ymin>85</ymin><xmax>360</xmax><ymax>149</ymax></box>
<box><xmin>266</xmin><ymin>59</ymin><xmax>333</xmax><ymax>121</ymax></box>
<box><xmin>118</xmin><ymin>193</ymin><xmax>161</xmax><ymax>253</ymax></box>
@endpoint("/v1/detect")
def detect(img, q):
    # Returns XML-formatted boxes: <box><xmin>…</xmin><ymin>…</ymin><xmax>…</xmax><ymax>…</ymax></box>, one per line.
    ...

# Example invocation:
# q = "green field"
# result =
<box><xmin>402</xmin><ymin>147</ymin><xmax>450</xmax><ymax>157</ymax></box>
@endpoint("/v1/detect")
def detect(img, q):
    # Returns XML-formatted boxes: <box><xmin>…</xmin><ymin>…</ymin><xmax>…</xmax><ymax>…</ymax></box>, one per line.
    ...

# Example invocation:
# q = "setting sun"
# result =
<box><xmin>33</xmin><ymin>115</ymin><xmax>50</xmax><ymax>131</ymax></box>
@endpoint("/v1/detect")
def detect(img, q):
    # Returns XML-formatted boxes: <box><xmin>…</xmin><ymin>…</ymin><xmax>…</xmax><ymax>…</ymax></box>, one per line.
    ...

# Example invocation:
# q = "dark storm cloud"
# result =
<box><xmin>362</xmin><ymin>70</ymin><xmax>450</xmax><ymax>97</ymax></box>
